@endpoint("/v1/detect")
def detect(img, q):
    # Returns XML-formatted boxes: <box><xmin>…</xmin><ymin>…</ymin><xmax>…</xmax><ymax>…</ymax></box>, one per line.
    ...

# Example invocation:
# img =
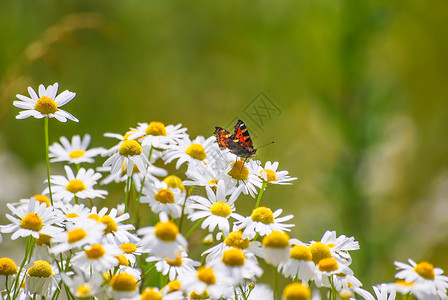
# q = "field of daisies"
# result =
<box><xmin>0</xmin><ymin>82</ymin><xmax>447</xmax><ymax>300</ymax></box>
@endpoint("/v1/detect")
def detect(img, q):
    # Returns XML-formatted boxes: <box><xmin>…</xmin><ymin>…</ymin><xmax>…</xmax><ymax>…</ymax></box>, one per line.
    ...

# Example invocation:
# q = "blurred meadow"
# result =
<box><xmin>1</xmin><ymin>0</ymin><xmax>448</xmax><ymax>289</ymax></box>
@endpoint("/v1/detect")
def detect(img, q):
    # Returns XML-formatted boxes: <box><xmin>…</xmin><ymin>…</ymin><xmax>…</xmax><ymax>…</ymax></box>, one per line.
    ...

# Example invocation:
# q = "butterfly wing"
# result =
<box><xmin>231</xmin><ymin>120</ymin><xmax>254</xmax><ymax>148</ymax></box>
<box><xmin>214</xmin><ymin>127</ymin><xmax>232</xmax><ymax>148</ymax></box>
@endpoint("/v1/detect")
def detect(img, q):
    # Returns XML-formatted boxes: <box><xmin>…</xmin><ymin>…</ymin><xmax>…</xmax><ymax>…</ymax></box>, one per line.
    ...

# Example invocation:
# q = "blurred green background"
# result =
<box><xmin>1</xmin><ymin>0</ymin><xmax>448</xmax><ymax>290</ymax></box>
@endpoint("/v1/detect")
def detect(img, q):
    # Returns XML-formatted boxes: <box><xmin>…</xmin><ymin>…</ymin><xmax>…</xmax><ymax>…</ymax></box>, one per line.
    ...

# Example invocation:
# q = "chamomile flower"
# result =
<box><xmin>46</xmin><ymin>165</ymin><xmax>107</xmax><ymax>203</ymax></box>
<box><xmin>137</xmin><ymin>213</ymin><xmax>188</xmax><ymax>260</ymax></box>
<box><xmin>315</xmin><ymin>230</ymin><xmax>360</xmax><ymax>265</ymax></box>
<box><xmin>163</xmin><ymin>135</ymin><xmax>216</xmax><ymax>169</ymax></box>
<box><xmin>258</xmin><ymin>161</ymin><xmax>297</xmax><ymax>185</ymax></box>
<box><xmin>262</xmin><ymin>231</ymin><xmax>291</xmax><ymax>266</ymax></box>
<box><xmin>233</xmin><ymin>207</ymin><xmax>294</xmax><ymax>239</ymax></box>
<box><xmin>146</xmin><ymin>249</ymin><xmax>200</xmax><ymax>281</ymax></box>
<box><xmin>140</xmin><ymin>180</ymin><xmax>185</xmax><ymax>218</ymax></box>
<box><xmin>55</xmin><ymin>203</ymin><xmax>92</xmax><ymax>223</ymax></box>
<box><xmin>103</xmin><ymin>138</ymin><xmax>150</xmax><ymax>176</ymax></box>
<box><xmin>188</xmin><ymin>181</ymin><xmax>243</xmax><ymax>236</ymax></box>
<box><xmin>14</xmin><ymin>83</ymin><xmax>78</xmax><ymax>122</ymax></box>
<box><xmin>314</xmin><ymin>257</ymin><xmax>353</xmax><ymax>288</ymax></box>
<box><xmin>225</xmin><ymin>160</ymin><xmax>262</xmax><ymax>198</ymax></box>
<box><xmin>91</xmin><ymin>207</ymin><xmax>137</xmax><ymax>244</ymax></box>
<box><xmin>184</xmin><ymin>158</ymin><xmax>233</xmax><ymax>190</ymax></box>
<box><xmin>71</xmin><ymin>242</ymin><xmax>120</xmax><ymax>273</ymax></box>
<box><xmin>49</xmin><ymin>134</ymin><xmax>104</xmax><ymax>164</ymax></box>
<box><xmin>371</xmin><ymin>284</ymin><xmax>396</xmax><ymax>300</ymax></box>
<box><xmin>25</xmin><ymin>260</ymin><xmax>56</xmax><ymax>297</ymax></box>
<box><xmin>61</xmin><ymin>268</ymin><xmax>104</xmax><ymax>299</ymax></box>
<box><xmin>119</xmin><ymin>241</ymin><xmax>146</xmax><ymax>265</ymax></box>
<box><xmin>140</xmin><ymin>286</ymin><xmax>185</xmax><ymax>300</ymax></box>
<box><xmin>109</xmin><ymin>269</ymin><xmax>140</xmax><ymax>299</ymax></box>
<box><xmin>278</xmin><ymin>240</ymin><xmax>315</xmax><ymax>283</ymax></box>
<box><xmin>394</xmin><ymin>259</ymin><xmax>448</xmax><ymax>299</ymax></box>
<box><xmin>180</xmin><ymin>265</ymin><xmax>233</xmax><ymax>299</ymax></box>
<box><xmin>1</xmin><ymin>199</ymin><xmax>62</xmax><ymax>240</ymax></box>
<box><xmin>128</xmin><ymin>122</ymin><xmax>188</xmax><ymax>149</ymax></box>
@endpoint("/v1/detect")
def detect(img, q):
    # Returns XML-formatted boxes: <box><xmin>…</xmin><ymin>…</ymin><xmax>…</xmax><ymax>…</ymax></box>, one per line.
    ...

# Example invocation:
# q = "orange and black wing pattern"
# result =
<box><xmin>214</xmin><ymin>120</ymin><xmax>257</xmax><ymax>158</ymax></box>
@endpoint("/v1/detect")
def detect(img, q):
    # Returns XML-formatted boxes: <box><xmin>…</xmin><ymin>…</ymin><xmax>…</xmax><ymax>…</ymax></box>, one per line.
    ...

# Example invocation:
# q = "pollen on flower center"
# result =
<box><xmin>167</xmin><ymin>280</ymin><xmax>181</xmax><ymax>293</ymax></box>
<box><xmin>69</xmin><ymin>149</ymin><xmax>85</xmax><ymax>159</ymax></box>
<box><xmin>77</xmin><ymin>285</ymin><xmax>91</xmax><ymax>296</ymax></box>
<box><xmin>261</xmin><ymin>169</ymin><xmax>277</xmax><ymax>182</ymax></box>
<box><xmin>163</xmin><ymin>175</ymin><xmax>185</xmax><ymax>192</ymax></box>
<box><xmin>318</xmin><ymin>257</ymin><xmax>339</xmax><ymax>272</ymax></box>
<box><xmin>119</xmin><ymin>140</ymin><xmax>142</xmax><ymax>157</ymax></box>
<box><xmin>262</xmin><ymin>231</ymin><xmax>290</xmax><ymax>248</ymax></box>
<box><xmin>85</xmin><ymin>244</ymin><xmax>106</xmax><ymax>259</ymax></box>
<box><xmin>20</xmin><ymin>213</ymin><xmax>43</xmax><ymax>231</ymax></box>
<box><xmin>115</xmin><ymin>255</ymin><xmax>129</xmax><ymax>267</ymax></box>
<box><xmin>414</xmin><ymin>261</ymin><xmax>435</xmax><ymax>280</ymax></box>
<box><xmin>283</xmin><ymin>283</ymin><xmax>311</xmax><ymax>300</ymax></box>
<box><xmin>67</xmin><ymin>228</ymin><xmax>88</xmax><ymax>244</ymax></box>
<box><xmin>88</xmin><ymin>213</ymin><xmax>100</xmax><ymax>221</ymax></box>
<box><xmin>185</xmin><ymin>143</ymin><xmax>206</xmax><ymax>160</ymax></box>
<box><xmin>309</xmin><ymin>242</ymin><xmax>332</xmax><ymax>264</ymax></box>
<box><xmin>66</xmin><ymin>213</ymin><xmax>79</xmax><ymax>218</ymax></box>
<box><xmin>110</xmin><ymin>273</ymin><xmax>138</xmax><ymax>292</ymax></box>
<box><xmin>227</xmin><ymin>161</ymin><xmax>249</xmax><ymax>181</ymax></box>
<box><xmin>197</xmin><ymin>266</ymin><xmax>216</xmax><ymax>285</ymax></box>
<box><xmin>146</xmin><ymin>121</ymin><xmax>167</xmax><ymax>136</ymax></box>
<box><xmin>155</xmin><ymin>221</ymin><xmax>179</xmax><ymax>242</ymax></box>
<box><xmin>251</xmin><ymin>207</ymin><xmax>274</xmax><ymax>224</ymax></box>
<box><xmin>99</xmin><ymin>215</ymin><xmax>118</xmax><ymax>234</ymax></box>
<box><xmin>224</xmin><ymin>231</ymin><xmax>250</xmax><ymax>249</ymax></box>
<box><xmin>66</xmin><ymin>179</ymin><xmax>87</xmax><ymax>194</ymax></box>
<box><xmin>165</xmin><ymin>252</ymin><xmax>183</xmax><ymax>267</ymax></box>
<box><xmin>120</xmin><ymin>243</ymin><xmax>137</xmax><ymax>254</ymax></box>
<box><xmin>155</xmin><ymin>189</ymin><xmax>175</xmax><ymax>204</ymax></box>
<box><xmin>290</xmin><ymin>245</ymin><xmax>312</xmax><ymax>261</ymax></box>
<box><xmin>36</xmin><ymin>233</ymin><xmax>52</xmax><ymax>246</ymax></box>
<box><xmin>33</xmin><ymin>194</ymin><xmax>50</xmax><ymax>207</ymax></box>
<box><xmin>0</xmin><ymin>257</ymin><xmax>18</xmax><ymax>276</ymax></box>
<box><xmin>27</xmin><ymin>260</ymin><xmax>54</xmax><ymax>277</ymax></box>
<box><xmin>396</xmin><ymin>279</ymin><xmax>414</xmax><ymax>287</ymax></box>
<box><xmin>222</xmin><ymin>248</ymin><xmax>245</xmax><ymax>267</ymax></box>
<box><xmin>209</xmin><ymin>202</ymin><xmax>232</xmax><ymax>217</ymax></box>
<box><xmin>34</xmin><ymin>96</ymin><xmax>58</xmax><ymax>114</ymax></box>
<box><xmin>141</xmin><ymin>287</ymin><xmax>163</xmax><ymax>300</ymax></box>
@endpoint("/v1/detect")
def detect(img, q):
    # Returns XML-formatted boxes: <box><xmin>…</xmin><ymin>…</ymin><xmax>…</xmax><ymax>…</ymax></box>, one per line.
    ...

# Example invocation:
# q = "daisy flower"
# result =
<box><xmin>13</xmin><ymin>82</ymin><xmax>78</xmax><ymax>122</ymax></box>
<box><xmin>224</xmin><ymin>159</ymin><xmax>263</xmax><ymax>198</ymax></box>
<box><xmin>71</xmin><ymin>242</ymin><xmax>120</xmax><ymax>273</ymax></box>
<box><xmin>233</xmin><ymin>207</ymin><xmax>294</xmax><ymax>239</ymax></box>
<box><xmin>89</xmin><ymin>207</ymin><xmax>137</xmax><ymax>244</ymax></box>
<box><xmin>371</xmin><ymin>284</ymin><xmax>396</xmax><ymax>300</ymax></box>
<box><xmin>127</xmin><ymin>121</ymin><xmax>188</xmax><ymax>149</ymax></box>
<box><xmin>262</xmin><ymin>231</ymin><xmax>291</xmax><ymax>266</ymax></box>
<box><xmin>314</xmin><ymin>257</ymin><xmax>353</xmax><ymax>288</ymax></box>
<box><xmin>54</xmin><ymin>203</ymin><xmax>92</xmax><ymax>223</ymax></box>
<box><xmin>103</xmin><ymin>138</ymin><xmax>150</xmax><ymax>176</ymax></box>
<box><xmin>119</xmin><ymin>241</ymin><xmax>146</xmax><ymax>265</ymax></box>
<box><xmin>46</xmin><ymin>165</ymin><xmax>107</xmax><ymax>203</ymax></box>
<box><xmin>61</xmin><ymin>268</ymin><xmax>104</xmax><ymax>299</ymax></box>
<box><xmin>394</xmin><ymin>259</ymin><xmax>448</xmax><ymax>299</ymax></box>
<box><xmin>180</xmin><ymin>265</ymin><xmax>233</xmax><ymax>299</ymax></box>
<box><xmin>184</xmin><ymin>158</ymin><xmax>234</xmax><ymax>190</ymax></box>
<box><xmin>258</xmin><ymin>161</ymin><xmax>297</xmax><ymax>185</ymax></box>
<box><xmin>188</xmin><ymin>180</ymin><xmax>243</xmax><ymax>236</ymax></box>
<box><xmin>163</xmin><ymin>135</ymin><xmax>216</xmax><ymax>169</ymax></box>
<box><xmin>49</xmin><ymin>134</ymin><xmax>104</xmax><ymax>164</ymax></box>
<box><xmin>0</xmin><ymin>199</ymin><xmax>63</xmax><ymax>240</ymax></box>
<box><xmin>278</xmin><ymin>240</ymin><xmax>315</xmax><ymax>283</ymax></box>
<box><xmin>25</xmin><ymin>260</ymin><xmax>56</xmax><ymax>297</ymax></box>
<box><xmin>146</xmin><ymin>249</ymin><xmax>200</xmax><ymax>281</ymax></box>
<box><xmin>137</xmin><ymin>213</ymin><xmax>188</xmax><ymax>260</ymax></box>
<box><xmin>310</xmin><ymin>231</ymin><xmax>360</xmax><ymax>265</ymax></box>
<box><xmin>140</xmin><ymin>180</ymin><xmax>185</xmax><ymax>218</ymax></box>
<box><xmin>109</xmin><ymin>269</ymin><xmax>140</xmax><ymax>299</ymax></box>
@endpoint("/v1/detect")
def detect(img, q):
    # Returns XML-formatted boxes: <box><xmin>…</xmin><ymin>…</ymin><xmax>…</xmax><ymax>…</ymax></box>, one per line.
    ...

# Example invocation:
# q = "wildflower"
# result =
<box><xmin>141</xmin><ymin>180</ymin><xmax>185</xmax><ymax>218</ymax></box>
<box><xmin>25</xmin><ymin>260</ymin><xmax>55</xmax><ymax>297</ymax></box>
<box><xmin>119</xmin><ymin>241</ymin><xmax>146</xmax><ymax>265</ymax></box>
<box><xmin>282</xmin><ymin>282</ymin><xmax>311</xmax><ymax>300</ymax></box>
<box><xmin>181</xmin><ymin>265</ymin><xmax>233</xmax><ymax>299</ymax></box>
<box><xmin>61</xmin><ymin>268</ymin><xmax>104</xmax><ymax>299</ymax></box>
<box><xmin>225</xmin><ymin>160</ymin><xmax>262</xmax><ymax>198</ymax></box>
<box><xmin>146</xmin><ymin>249</ymin><xmax>200</xmax><ymax>281</ymax></box>
<box><xmin>262</xmin><ymin>231</ymin><xmax>291</xmax><ymax>266</ymax></box>
<box><xmin>278</xmin><ymin>241</ymin><xmax>315</xmax><ymax>283</ymax></box>
<box><xmin>46</xmin><ymin>165</ymin><xmax>107</xmax><ymax>203</ymax></box>
<box><xmin>49</xmin><ymin>134</ymin><xmax>104</xmax><ymax>164</ymax></box>
<box><xmin>103</xmin><ymin>138</ymin><xmax>150</xmax><ymax>176</ymax></box>
<box><xmin>314</xmin><ymin>257</ymin><xmax>353</xmax><ymax>288</ymax></box>
<box><xmin>71</xmin><ymin>242</ymin><xmax>120</xmax><ymax>273</ymax></box>
<box><xmin>92</xmin><ymin>207</ymin><xmax>137</xmax><ymax>244</ymax></box>
<box><xmin>163</xmin><ymin>136</ymin><xmax>216</xmax><ymax>169</ymax></box>
<box><xmin>258</xmin><ymin>161</ymin><xmax>297</xmax><ymax>185</ymax></box>
<box><xmin>110</xmin><ymin>271</ymin><xmax>140</xmax><ymax>299</ymax></box>
<box><xmin>14</xmin><ymin>83</ymin><xmax>78</xmax><ymax>122</ymax></box>
<box><xmin>0</xmin><ymin>257</ymin><xmax>18</xmax><ymax>291</ymax></box>
<box><xmin>313</xmin><ymin>231</ymin><xmax>360</xmax><ymax>265</ymax></box>
<box><xmin>128</xmin><ymin>122</ymin><xmax>188</xmax><ymax>149</ymax></box>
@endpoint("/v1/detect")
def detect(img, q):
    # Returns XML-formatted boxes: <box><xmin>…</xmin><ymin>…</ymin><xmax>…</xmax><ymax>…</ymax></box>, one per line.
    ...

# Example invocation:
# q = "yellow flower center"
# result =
<box><xmin>99</xmin><ymin>215</ymin><xmax>118</xmax><ymax>234</ymax></box>
<box><xmin>261</xmin><ymin>169</ymin><xmax>277</xmax><ymax>182</ymax></box>
<box><xmin>145</xmin><ymin>121</ymin><xmax>167</xmax><ymax>136</ymax></box>
<box><xmin>414</xmin><ymin>261</ymin><xmax>435</xmax><ymax>280</ymax></box>
<box><xmin>121</xmin><ymin>162</ymin><xmax>140</xmax><ymax>174</ymax></box>
<box><xmin>163</xmin><ymin>175</ymin><xmax>185</xmax><ymax>192</ymax></box>
<box><xmin>290</xmin><ymin>245</ymin><xmax>312</xmax><ymax>261</ymax></box>
<box><xmin>227</xmin><ymin>161</ymin><xmax>249</xmax><ymax>181</ymax></box>
<box><xmin>209</xmin><ymin>202</ymin><xmax>232</xmax><ymax>217</ymax></box>
<box><xmin>120</xmin><ymin>243</ymin><xmax>137</xmax><ymax>254</ymax></box>
<box><xmin>283</xmin><ymin>283</ymin><xmax>311</xmax><ymax>300</ymax></box>
<box><xmin>165</xmin><ymin>252</ymin><xmax>183</xmax><ymax>267</ymax></box>
<box><xmin>309</xmin><ymin>242</ymin><xmax>332</xmax><ymax>264</ymax></box>
<box><xmin>77</xmin><ymin>285</ymin><xmax>91</xmax><ymax>296</ymax></box>
<box><xmin>119</xmin><ymin>140</ymin><xmax>142</xmax><ymax>157</ymax></box>
<box><xmin>66</xmin><ymin>213</ymin><xmax>79</xmax><ymax>218</ymax></box>
<box><xmin>67</xmin><ymin>228</ymin><xmax>88</xmax><ymax>244</ymax></box>
<box><xmin>190</xmin><ymin>290</ymin><xmax>210</xmax><ymax>299</ymax></box>
<box><xmin>224</xmin><ymin>231</ymin><xmax>250</xmax><ymax>249</ymax></box>
<box><xmin>262</xmin><ymin>231</ymin><xmax>290</xmax><ymax>248</ymax></box>
<box><xmin>33</xmin><ymin>194</ymin><xmax>50</xmax><ymax>207</ymax></box>
<box><xmin>20</xmin><ymin>213</ymin><xmax>43</xmax><ymax>232</ymax></box>
<box><xmin>34</xmin><ymin>96</ymin><xmax>58</xmax><ymax>114</ymax></box>
<box><xmin>154</xmin><ymin>221</ymin><xmax>179</xmax><ymax>242</ymax></box>
<box><xmin>141</xmin><ymin>287</ymin><xmax>163</xmax><ymax>300</ymax></box>
<box><xmin>167</xmin><ymin>280</ymin><xmax>181</xmax><ymax>293</ymax></box>
<box><xmin>115</xmin><ymin>255</ymin><xmax>129</xmax><ymax>267</ymax></box>
<box><xmin>0</xmin><ymin>257</ymin><xmax>18</xmax><ymax>276</ymax></box>
<box><xmin>197</xmin><ymin>266</ymin><xmax>216</xmax><ymax>285</ymax></box>
<box><xmin>222</xmin><ymin>248</ymin><xmax>245</xmax><ymax>267</ymax></box>
<box><xmin>27</xmin><ymin>260</ymin><xmax>54</xmax><ymax>277</ymax></box>
<box><xmin>36</xmin><ymin>233</ymin><xmax>52</xmax><ymax>246</ymax></box>
<box><xmin>110</xmin><ymin>273</ymin><xmax>138</xmax><ymax>292</ymax></box>
<box><xmin>66</xmin><ymin>179</ymin><xmax>87</xmax><ymax>194</ymax></box>
<box><xmin>318</xmin><ymin>257</ymin><xmax>339</xmax><ymax>272</ymax></box>
<box><xmin>185</xmin><ymin>143</ymin><xmax>206</xmax><ymax>160</ymax></box>
<box><xmin>396</xmin><ymin>279</ymin><xmax>414</xmax><ymax>286</ymax></box>
<box><xmin>207</xmin><ymin>179</ymin><xmax>219</xmax><ymax>192</ymax></box>
<box><xmin>69</xmin><ymin>149</ymin><xmax>85</xmax><ymax>159</ymax></box>
<box><xmin>251</xmin><ymin>207</ymin><xmax>274</xmax><ymax>224</ymax></box>
<box><xmin>85</xmin><ymin>244</ymin><xmax>106</xmax><ymax>259</ymax></box>
<box><xmin>155</xmin><ymin>189</ymin><xmax>175</xmax><ymax>204</ymax></box>
<box><xmin>88</xmin><ymin>213</ymin><xmax>100</xmax><ymax>221</ymax></box>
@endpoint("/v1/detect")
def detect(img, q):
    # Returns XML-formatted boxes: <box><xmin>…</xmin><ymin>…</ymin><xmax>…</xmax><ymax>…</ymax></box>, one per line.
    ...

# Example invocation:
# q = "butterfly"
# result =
<box><xmin>214</xmin><ymin>120</ymin><xmax>257</xmax><ymax>158</ymax></box>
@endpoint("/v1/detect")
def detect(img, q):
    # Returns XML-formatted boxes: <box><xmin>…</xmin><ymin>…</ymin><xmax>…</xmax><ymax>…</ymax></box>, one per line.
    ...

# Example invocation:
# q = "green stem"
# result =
<box><xmin>124</xmin><ymin>176</ymin><xmax>132</xmax><ymax>214</ymax></box>
<box><xmin>184</xmin><ymin>217</ymin><xmax>205</xmax><ymax>239</ymax></box>
<box><xmin>255</xmin><ymin>181</ymin><xmax>267</xmax><ymax>208</ymax></box>
<box><xmin>274</xmin><ymin>265</ymin><xmax>279</xmax><ymax>300</ymax></box>
<box><xmin>179</xmin><ymin>186</ymin><xmax>194</xmax><ymax>232</ymax></box>
<box><xmin>44</xmin><ymin>118</ymin><xmax>54</xmax><ymax>206</ymax></box>
<box><xmin>12</xmin><ymin>236</ymin><xmax>33</xmax><ymax>300</ymax></box>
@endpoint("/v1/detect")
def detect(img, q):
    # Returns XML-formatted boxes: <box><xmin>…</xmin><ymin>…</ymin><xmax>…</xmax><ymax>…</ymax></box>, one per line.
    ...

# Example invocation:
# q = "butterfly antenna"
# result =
<box><xmin>256</xmin><ymin>140</ymin><xmax>275</xmax><ymax>150</ymax></box>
